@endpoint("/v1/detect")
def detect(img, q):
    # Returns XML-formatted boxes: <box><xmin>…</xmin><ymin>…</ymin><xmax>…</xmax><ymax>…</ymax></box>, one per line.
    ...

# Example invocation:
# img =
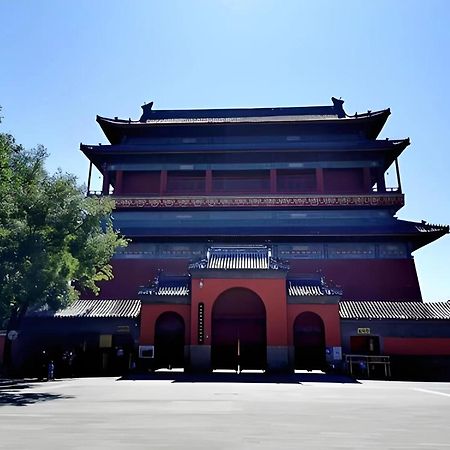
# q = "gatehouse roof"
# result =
<box><xmin>138</xmin><ymin>274</ymin><xmax>190</xmax><ymax>297</ymax></box>
<box><xmin>288</xmin><ymin>277</ymin><xmax>342</xmax><ymax>297</ymax></box>
<box><xmin>188</xmin><ymin>245</ymin><xmax>289</xmax><ymax>271</ymax></box>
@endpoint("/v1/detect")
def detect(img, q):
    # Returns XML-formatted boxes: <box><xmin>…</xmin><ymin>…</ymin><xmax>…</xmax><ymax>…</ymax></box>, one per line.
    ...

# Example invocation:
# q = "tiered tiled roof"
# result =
<box><xmin>188</xmin><ymin>246</ymin><xmax>289</xmax><ymax>271</ymax></box>
<box><xmin>54</xmin><ymin>299</ymin><xmax>141</xmax><ymax>318</ymax></box>
<box><xmin>339</xmin><ymin>301</ymin><xmax>450</xmax><ymax>320</ymax></box>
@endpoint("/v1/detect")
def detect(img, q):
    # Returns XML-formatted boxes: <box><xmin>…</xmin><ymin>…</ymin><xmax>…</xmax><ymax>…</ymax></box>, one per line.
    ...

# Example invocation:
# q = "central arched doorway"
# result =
<box><xmin>211</xmin><ymin>288</ymin><xmax>266</xmax><ymax>371</ymax></box>
<box><xmin>294</xmin><ymin>312</ymin><xmax>326</xmax><ymax>370</ymax></box>
<box><xmin>154</xmin><ymin>312</ymin><xmax>185</xmax><ymax>369</ymax></box>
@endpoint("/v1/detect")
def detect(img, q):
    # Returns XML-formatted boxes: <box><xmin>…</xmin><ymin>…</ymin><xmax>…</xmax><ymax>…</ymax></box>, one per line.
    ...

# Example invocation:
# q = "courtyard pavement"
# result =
<box><xmin>1</xmin><ymin>372</ymin><xmax>450</xmax><ymax>449</ymax></box>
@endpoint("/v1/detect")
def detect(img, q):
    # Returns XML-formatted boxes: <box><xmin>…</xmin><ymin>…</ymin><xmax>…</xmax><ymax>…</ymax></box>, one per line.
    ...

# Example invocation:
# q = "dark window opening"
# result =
<box><xmin>166</xmin><ymin>171</ymin><xmax>206</xmax><ymax>194</ymax></box>
<box><xmin>212</xmin><ymin>170</ymin><xmax>270</xmax><ymax>194</ymax></box>
<box><xmin>323</xmin><ymin>168</ymin><xmax>365</xmax><ymax>194</ymax></box>
<box><xmin>277</xmin><ymin>169</ymin><xmax>317</xmax><ymax>193</ymax></box>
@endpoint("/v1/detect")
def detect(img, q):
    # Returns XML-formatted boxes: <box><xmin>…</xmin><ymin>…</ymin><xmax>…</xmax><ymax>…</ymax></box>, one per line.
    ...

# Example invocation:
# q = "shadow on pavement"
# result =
<box><xmin>0</xmin><ymin>378</ymin><xmax>74</xmax><ymax>407</ymax></box>
<box><xmin>0</xmin><ymin>391</ymin><xmax>73</xmax><ymax>407</ymax></box>
<box><xmin>120</xmin><ymin>371</ymin><xmax>359</xmax><ymax>384</ymax></box>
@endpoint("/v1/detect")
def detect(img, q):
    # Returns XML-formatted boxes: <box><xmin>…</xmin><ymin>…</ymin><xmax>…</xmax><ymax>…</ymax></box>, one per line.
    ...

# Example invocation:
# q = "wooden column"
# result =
<box><xmin>87</xmin><ymin>161</ymin><xmax>93</xmax><ymax>195</ymax></box>
<box><xmin>160</xmin><ymin>170</ymin><xmax>167</xmax><ymax>194</ymax></box>
<box><xmin>395</xmin><ymin>158</ymin><xmax>402</xmax><ymax>193</ymax></box>
<box><xmin>363</xmin><ymin>167</ymin><xmax>372</xmax><ymax>192</ymax></box>
<box><xmin>206</xmin><ymin>170</ymin><xmax>212</xmax><ymax>194</ymax></box>
<box><xmin>101</xmin><ymin>164</ymin><xmax>110</xmax><ymax>195</ymax></box>
<box><xmin>316</xmin><ymin>168</ymin><xmax>324</xmax><ymax>193</ymax></box>
<box><xmin>115</xmin><ymin>170</ymin><xmax>123</xmax><ymax>195</ymax></box>
<box><xmin>377</xmin><ymin>168</ymin><xmax>386</xmax><ymax>193</ymax></box>
<box><xmin>270</xmin><ymin>169</ymin><xmax>277</xmax><ymax>194</ymax></box>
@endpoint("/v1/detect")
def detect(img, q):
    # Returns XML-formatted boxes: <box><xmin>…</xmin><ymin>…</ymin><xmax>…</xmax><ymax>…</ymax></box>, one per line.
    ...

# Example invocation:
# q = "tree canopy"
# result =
<box><xmin>0</xmin><ymin>121</ymin><xmax>127</xmax><ymax>328</ymax></box>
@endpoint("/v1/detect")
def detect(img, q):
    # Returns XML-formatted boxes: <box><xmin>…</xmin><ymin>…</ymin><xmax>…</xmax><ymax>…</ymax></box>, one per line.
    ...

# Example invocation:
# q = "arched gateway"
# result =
<box><xmin>212</xmin><ymin>288</ymin><xmax>267</xmax><ymax>371</ymax></box>
<box><xmin>293</xmin><ymin>312</ymin><xmax>326</xmax><ymax>370</ymax></box>
<box><xmin>154</xmin><ymin>312</ymin><xmax>185</xmax><ymax>369</ymax></box>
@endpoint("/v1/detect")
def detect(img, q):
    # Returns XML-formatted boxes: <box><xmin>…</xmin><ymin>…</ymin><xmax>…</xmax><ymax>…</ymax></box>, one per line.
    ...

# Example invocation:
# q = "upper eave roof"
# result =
<box><xmin>115</xmin><ymin>219</ymin><xmax>448</xmax><ymax>250</ymax></box>
<box><xmin>81</xmin><ymin>138</ymin><xmax>409</xmax><ymax>159</ymax></box>
<box><xmin>96</xmin><ymin>99</ymin><xmax>391</xmax><ymax>144</ymax></box>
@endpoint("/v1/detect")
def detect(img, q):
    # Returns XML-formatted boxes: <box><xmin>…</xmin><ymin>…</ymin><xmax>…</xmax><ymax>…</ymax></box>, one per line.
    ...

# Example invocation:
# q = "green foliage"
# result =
<box><xmin>0</xmin><ymin>124</ymin><xmax>127</xmax><ymax>326</ymax></box>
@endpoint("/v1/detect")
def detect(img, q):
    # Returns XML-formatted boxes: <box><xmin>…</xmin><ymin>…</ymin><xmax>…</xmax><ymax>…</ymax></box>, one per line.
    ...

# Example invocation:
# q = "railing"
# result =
<box><xmin>372</xmin><ymin>187</ymin><xmax>400</xmax><ymax>193</ymax></box>
<box><xmin>345</xmin><ymin>354</ymin><xmax>391</xmax><ymax>378</ymax></box>
<box><xmin>87</xmin><ymin>190</ymin><xmax>113</xmax><ymax>196</ymax></box>
<box><xmin>89</xmin><ymin>189</ymin><xmax>402</xmax><ymax>197</ymax></box>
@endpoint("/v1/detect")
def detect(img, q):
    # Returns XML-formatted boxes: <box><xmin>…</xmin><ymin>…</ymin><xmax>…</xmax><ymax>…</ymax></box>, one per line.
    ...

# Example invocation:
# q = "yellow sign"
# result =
<box><xmin>357</xmin><ymin>327</ymin><xmax>371</xmax><ymax>335</ymax></box>
<box><xmin>99</xmin><ymin>334</ymin><xmax>112</xmax><ymax>348</ymax></box>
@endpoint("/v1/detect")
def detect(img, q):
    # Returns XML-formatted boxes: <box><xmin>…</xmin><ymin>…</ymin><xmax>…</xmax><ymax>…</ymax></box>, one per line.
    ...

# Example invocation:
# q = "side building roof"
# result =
<box><xmin>340</xmin><ymin>301</ymin><xmax>450</xmax><ymax>320</ymax></box>
<box><xmin>54</xmin><ymin>299</ymin><xmax>141</xmax><ymax>318</ymax></box>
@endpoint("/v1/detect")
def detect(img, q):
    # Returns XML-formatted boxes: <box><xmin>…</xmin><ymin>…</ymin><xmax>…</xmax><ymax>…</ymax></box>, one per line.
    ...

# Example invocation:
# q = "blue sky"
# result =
<box><xmin>1</xmin><ymin>0</ymin><xmax>449</xmax><ymax>300</ymax></box>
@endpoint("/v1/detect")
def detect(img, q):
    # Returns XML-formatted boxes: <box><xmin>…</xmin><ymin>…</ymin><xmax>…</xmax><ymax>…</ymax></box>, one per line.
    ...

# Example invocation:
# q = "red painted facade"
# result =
<box><xmin>190</xmin><ymin>277</ymin><xmax>288</xmax><ymax>347</ymax></box>
<box><xmin>383</xmin><ymin>338</ymin><xmax>450</xmax><ymax>355</ymax></box>
<box><xmin>287</xmin><ymin>304</ymin><xmax>341</xmax><ymax>347</ymax></box>
<box><xmin>78</xmin><ymin>99</ymin><xmax>449</xmax><ymax>374</ymax></box>
<box><xmin>90</xmin><ymin>257</ymin><xmax>421</xmax><ymax>301</ymax></box>
<box><xmin>140</xmin><ymin>304</ymin><xmax>191</xmax><ymax>345</ymax></box>
<box><xmin>289</xmin><ymin>259</ymin><xmax>422</xmax><ymax>301</ymax></box>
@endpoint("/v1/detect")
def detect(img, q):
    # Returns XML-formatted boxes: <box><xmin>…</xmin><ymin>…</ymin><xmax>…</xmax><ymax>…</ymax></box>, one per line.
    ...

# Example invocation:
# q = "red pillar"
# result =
<box><xmin>115</xmin><ymin>170</ymin><xmax>123</xmax><ymax>195</ymax></box>
<box><xmin>270</xmin><ymin>169</ymin><xmax>277</xmax><ymax>194</ymax></box>
<box><xmin>377</xmin><ymin>168</ymin><xmax>386</xmax><ymax>192</ymax></box>
<box><xmin>101</xmin><ymin>164</ymin><xmax>110</xmax><ymax>195</ymax></box>
<box><xmin>316</xmin><ymin>168</ymin><xmax>324</xmax><ymax>193</ymax></box>
<box><xmin>160</xmin><ymin>170</ymin><xmax>167</xmax><ymax>194</ymax></box>
<box><xmin>206</xmin><ymin>170</ymin><xmax>212</xmax><ymax>194</ymax></box>
<box><xmin>363</xmin><ymin>167</ymin><xmax>372</xmax><ymax>192</ymax></box>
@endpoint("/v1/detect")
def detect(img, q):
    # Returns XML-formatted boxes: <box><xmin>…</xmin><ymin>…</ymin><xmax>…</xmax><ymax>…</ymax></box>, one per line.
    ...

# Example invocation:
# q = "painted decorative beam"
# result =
<box><xmin>113</xmin><ymin>194</ymin><xmax>405</xmax><ymax>210</ymax></box>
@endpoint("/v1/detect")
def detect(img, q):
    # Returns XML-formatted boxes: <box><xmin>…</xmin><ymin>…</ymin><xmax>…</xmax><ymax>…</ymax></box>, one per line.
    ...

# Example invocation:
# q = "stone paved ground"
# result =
<box><xmin>1</xmin><ymin>373</ymin><xmax>450</xmax><ymax>449</ymax></box>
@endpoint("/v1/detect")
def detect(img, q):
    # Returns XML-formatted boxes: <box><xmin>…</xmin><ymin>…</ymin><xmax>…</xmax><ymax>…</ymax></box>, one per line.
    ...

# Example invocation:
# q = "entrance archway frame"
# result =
<box><xmin>190</xmin><ymin>271</ymin><xmax>289</xmax><ymax>373</ymax></box>
<box><xmin>287</xmin><ymin>304</ymin><xmax>341</xmax><ymax>370</ymax></box>
<box><xmin>140</xmin><ymin>304</ymin><xmax>191</xmax><ymax>368</ymax></box>
<box><xmin>211</xmin><ymin>287</ymin><xmax>267</xmax><ymax>371</ymax></box>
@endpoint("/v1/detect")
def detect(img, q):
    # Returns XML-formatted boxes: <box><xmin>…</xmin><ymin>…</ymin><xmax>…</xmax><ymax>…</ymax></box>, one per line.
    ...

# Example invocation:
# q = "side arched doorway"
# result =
<box><xmin>212</xmin><ymin>288</ymin><xmax>266</xmax><ymax>371</ymax></box>
<box><xmin>154</xmin><ymin>312</ymin><xmax>185</xmax><ymax>369</ymax></box>
<box><xmin>294</xmin><ymin>312</ymin><xmax>326</xmax><ymax>370</ymax></box>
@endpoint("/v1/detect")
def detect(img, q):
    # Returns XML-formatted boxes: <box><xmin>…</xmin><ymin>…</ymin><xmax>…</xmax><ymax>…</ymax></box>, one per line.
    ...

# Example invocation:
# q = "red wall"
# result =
<box><xmin>82</xmin><ymin>259</ymin><xmax>191</xmax><ymax>299</ymax></box>
<box><xmin>121</xmin><ymin>172</ymin><xmax>160</xmax><ymax>195</ymax></box>
<box><xmin>190</xmin><ymin>277</ymin><xmax>288</xmax><ymax>347</ymax></box>
<box><xmin>384</xmin><ymin>338</ymin><xmax>450</xmax><ymax>355</ymax></box>
<box><xmin>140</xmin><ymin>304</ymin><xmax>191</xmax><ymax>345</ymax></box>
<box><xmin>323</xmin><ymin>168</ymin><xmax>365</xmax><ymax>193</ymax></box>
<box><xmin>84</xmin><ymin>257</ymin><xmax>422</xmax><ymax>301</ymax></box>
<box><xmin>139</xmin><ymin>278</ymin><xmax>343</xmax><ymax>349</ymax></box>
<box><xmin>289</xmin><ymin>259</ymin><xmax>422</xmax><ymax>301</ymax></box>
<box><xmin>287</xmin><ymin>304</ymin><xmax>341</xmax><ymax>347</ymax></box>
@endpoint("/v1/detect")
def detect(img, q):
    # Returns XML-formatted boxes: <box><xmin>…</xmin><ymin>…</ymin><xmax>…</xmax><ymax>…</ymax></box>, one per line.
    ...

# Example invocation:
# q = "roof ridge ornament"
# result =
<box><xmin>140</xmin><ymin>101</ymin><xmax>154</xmax><ymax>121</ymax></box>
<box><xmin>331</xmin><ymin>97</ymin><xmax>346</xmax><ymax>118</ymax></box>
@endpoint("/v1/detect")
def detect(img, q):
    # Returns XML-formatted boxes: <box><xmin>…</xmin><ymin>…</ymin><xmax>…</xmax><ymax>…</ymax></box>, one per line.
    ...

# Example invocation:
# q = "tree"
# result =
<box><xmin>0</xmin><ymin>120</ymin><xmax>127</xmax><ymax>351</ymax></box>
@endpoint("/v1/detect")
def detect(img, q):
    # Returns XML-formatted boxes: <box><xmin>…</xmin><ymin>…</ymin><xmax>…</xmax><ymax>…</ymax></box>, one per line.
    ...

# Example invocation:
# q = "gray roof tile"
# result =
<box><xmin>55</xmin><ymin>299</ymin><xmax>141</xmax><ymax>318</ymax></box>
<box><xmin>339</xmin><ymin>301</ymin><xmax>450</xmax><ymax>320</ymax></box>
<box><xmin>189</xmin><ymin>245</ymin><xmax>289</xmax><ymax>271</ymax></box>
